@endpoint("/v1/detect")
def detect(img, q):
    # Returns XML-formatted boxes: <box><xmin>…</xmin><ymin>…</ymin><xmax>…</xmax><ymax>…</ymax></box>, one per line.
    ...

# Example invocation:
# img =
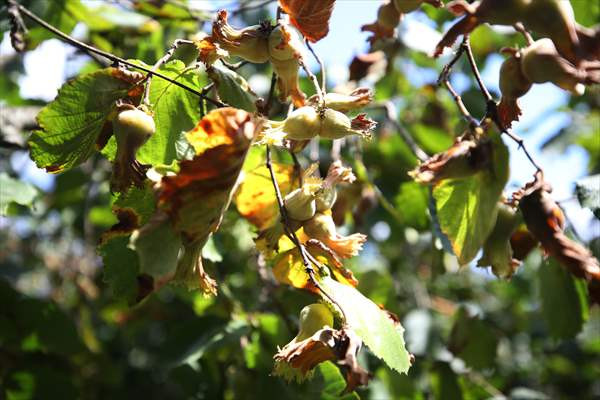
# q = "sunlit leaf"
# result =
<box><xmin>235</xmin><ymin>163</ymin><xmax>297</xmax><ymax>231</ymax></box>
<box><xmin>0</xmin><ymin>173</ymin><xmax>38</xmax><ymax>216</ymax></box>
<box><xmin>432</xmin><ymin>131</ymin><xmax>509</xmax><ymax>264</ymax></box>
<box><xmin>138</xmin><ymin>60</ymin><xmax>205</xmax><ymax>165</ymax></box>
<box><xmin>319</xmin><ymin>277</ymin><xmax>411</xmax><ymax>374</ymax></box>
<box><xmin>208</xmin><ymin>64</ymin><xmax>257</xmax><ymax>112</ymax></box>
<box><xmin>29</xmin><ymin>67</ymin><xmax>143</xmax><ymax>173</ymax></box>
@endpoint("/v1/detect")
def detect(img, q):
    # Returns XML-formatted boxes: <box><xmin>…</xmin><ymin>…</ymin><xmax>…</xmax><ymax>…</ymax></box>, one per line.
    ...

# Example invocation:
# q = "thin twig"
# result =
<box><xmin>305</xmin><ymin>39</ymin><xmax>326</xmax><ymax>92</ymax></box>
<box><xmin>265</xmin><ymin>145</ymin><xmax>346</xmax><ymax>321</ymax></box>
<box><xmin>263</xmin><ymin>71</ymin><xmax>278</xmax><ymax>116</ymax></box>
<box><xmin>298</xmin><ymin>57</ymin><xmax>324</xmax><ymax>105</ymax></box>
<box><xmin>289</xmin><ymin>150</ymin><xmax>304</xmax><ymax>187</ymax></box>
<box><xmin>466</xmin><ymin>370</ymin><xmax>506</xmax><ymax>399</ymax></box>
<box><xmin>500</xmin><ymin>129</ymin><xmax>543</xmax><ymax>172</ymax></box>
<box><xmin>465</xmin><ymin>37</ymin><xmax>542</xmax><ymax>172</ymax></box>
<box><xmin>438</xmin><ymin>33</ymin><xmax>543</xmax><ymax>174</ymax></box>
<box><xmin>143</xmin><ymin>39</ymin><xmax>194</xmax><ymax>106</ymax></box>
<box><xmin>463</xmin><ymin>36</ymin><xmax>492</xmax><ymax>102</ymax></box>
<box><xmin>437</xmin><ymin>38</ymin><xmax>479</xmax><ymax>127</ymax></box>
<box><xmin>12</xmin><ymin>1</ymin><xmax>225</xmax><ymax>108</ymax></box>
<box><xmin>443</xmin><ymin>78</ymin><xmax>479</xmax><ymax>127</ymax></box>
<box><xmin>378</xmin><ymin>101</ymin><xmax>429</xmax><ymax>162</ymax></box>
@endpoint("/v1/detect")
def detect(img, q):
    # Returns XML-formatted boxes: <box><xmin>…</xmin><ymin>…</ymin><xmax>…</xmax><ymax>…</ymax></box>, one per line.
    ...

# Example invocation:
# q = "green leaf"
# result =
<box><xmin>448</xmin><ymin>308</ymin><xmax>499</xmax><ymax>369</ymax></box>
<box><xmin>394</xmin><ymin>181</ymin><xmax>429</xmax><ymax>230</ymax></box>
<box><xmin>98</xmin><ymin>235</ymin><xmax>139</xmax><ymax>303</ymax></box>
<box><xmin>431</xmin><ymin>362</ymin><xmax>463</xmax><ymax>400</ymax></box>
<box><xmin>208</xmin><ymin>64</ymin><xmax>257</xmax><ymax>112</ymax></box>
<box><xmin>411</xmin><ymin>123</ymin><xmax>453</xmax><ymax>155</ymax></box>
<box><xmin>572</xmin><ymin>0</ymin><xmax>600</xmax><ymax>27</ymax></box>
<box><xmin>432</xmin><ymin>132</ymin><xmax>509</xmax><ymax>264</ymax></box>
<box><xmin>0</xmin><ymin>173</ymin><xmax>38</xmax><ymax>216</ymax></box>
<box><xmin>131</xmin><ymin>217</ymin><xmax>182</xmax><ymax>278</ymax></box>
<box><xmin>26</xmin><ymin>0</ymin><xmax>113</xmax><ymax>49</ymax></box>
<box><xmin>309</xmin><ymin>362</ymin><xmax>360</xmax><ymax>400</ymax></box>
<box><xmin>575</xmin><ymin>175</ymin><xmax>600</xmax><ymax>219</ymax></box>
<box><xmin>137</xmin><ymin>60</ymin><xmax>204</xmax><ymax>165</ymax></box>
<box><xmin>319</xmin><ymin>277</ymin><xmax>411</xmax><ymax>374</ymax></box>
<box><xmin>29</xmin><ymin>67</ymin><xmax>137</xmax><ymax>173</ymax></box>
<box><xmin>114</xmin><ymin>184</ymin><xmax>157</xmax><ymax>226</ymax></box>
<box><xmin>538</xmin><ymin>259</ymin><xmax>589</xmax><ymax>339</ymax></box>
<box><xmin>202</xmin><ymin>236</ymin><xmax>223</xmax><ymax>263</ymax></box>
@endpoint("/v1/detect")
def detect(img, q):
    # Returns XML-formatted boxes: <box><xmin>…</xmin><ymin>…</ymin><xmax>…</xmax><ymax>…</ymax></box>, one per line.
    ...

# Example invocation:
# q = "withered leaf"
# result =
<box><xmin>279</xmin><ymin>0</ymin><xmax>336</xmax><ymax>43</ymax></box>
<box><xmin>410</xmin><ymin>136</ymin><xmax>493</xmax><ymax>185</ymax></box>
<box><xmin>273</xmin><ymin>327</ymin><xmax>370</xmax><ymax>393</ymax></box>
<box><xmin>518</xmin><ymin>176</ymin><xmax>600</xmax><ymax>300</ymax></box>
<box><xmin>235</xmin><ymin>163</ymin><xmax>297</xmax><ymax>231</ymax></box>
<box><xmin>140</xmin><ymin>108</ymin><xmax>259</xmax><ymax>294</ymax></box>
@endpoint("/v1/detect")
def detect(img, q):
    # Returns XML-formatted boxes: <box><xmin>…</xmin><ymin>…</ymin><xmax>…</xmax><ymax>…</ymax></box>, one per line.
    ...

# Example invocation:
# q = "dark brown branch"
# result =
<box><xmin>12</xmin><ymin>1</ymin><xmax>225</xmax><ymax>108</ymax></box>
<box><xmin>437</xmin><ymin>38</ymin><xmax>479</xmax><ymax>127</ymax></box>
<box><xmin>263</xmin><ymin>71</ymin><xmax>278</xmax><ymax>116</ymax></box>
<box><xmin>463</xmin><ymin>36</ymin><xmax>492</xmax><ymax>102</ymax></box>
<box><xmin>438</xmin><ymin>34</ymin><xmax>544</xmax><ymax>174</ymax></box>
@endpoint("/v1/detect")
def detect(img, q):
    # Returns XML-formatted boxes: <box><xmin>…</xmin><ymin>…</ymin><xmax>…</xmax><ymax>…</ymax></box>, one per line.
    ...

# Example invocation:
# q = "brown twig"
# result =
<box><xmin>265</xmin><ymin>145</ymin><xmax>347</xmax><ymax>321</ymax></box>
<box><xmin>289</xmin><ymin>149</ymin><xmax>304</xmax><ymax>187</ymax></box>
<box><xmin>143</xmin><ymin>39</ymin><xmax>194</xmax><ymax>106</ymax></box>
<box><xmin>298</xmin><ymin>56</ymin><xmax>324</xmax><ymax>105</ymax></box>
<box><xmin>463</xmin><ymin>37</ymin><xmax>543</xmax><ymax>172</ymax></box>
<box><xmin>264</xmin><ymin>71</ymin><xmax>278</xmax><ymax>116</ymax></box>
<box><xmin>463</xmin><ymin>36</ymin><xmax>492</xmax><ymax>103</ymax></box>
<box><xmin>305</xmin><ymin>39</ymin><xmax>326</xmax><ymax>92</ymax></box>
<box><xmin>439</xmin><ymin>34</ymin><xmax>543</xmax><ymax>174</ymax></box>
<box><xmin>12</xmin><ymin>1</ymin><xmax>225</xmax><ymax>108</ymax></box>
<box><xmin>437</xmin><ymin>38</ymin><xmax>479</xmax><ymax>127</ymax></box>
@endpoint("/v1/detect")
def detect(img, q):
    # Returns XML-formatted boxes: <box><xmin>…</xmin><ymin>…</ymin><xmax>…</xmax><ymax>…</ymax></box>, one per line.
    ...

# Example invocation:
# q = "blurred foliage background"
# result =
<box><xmin>1</xmin><ymin>1</ymin><xmax>599</xmax><ymax>399</ymax></box>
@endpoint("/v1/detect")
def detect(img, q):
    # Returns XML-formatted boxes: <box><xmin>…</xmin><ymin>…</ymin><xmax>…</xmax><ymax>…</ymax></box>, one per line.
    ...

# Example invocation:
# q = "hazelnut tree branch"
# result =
<box><xmin>11</xmin><ymin>1</ymin><xmax>225</xmax><ymax>108</ymax></box>
<box><xmin>265</xmin><ymin>145</ymin><xmax>347</xmax><ymax>322</ymax></box>
<box><xmin>440</xmin><ymin>34</ymin><xmax>544</xmax><ymax>173</ymax></box>
<box><xmin>305</xmin><ymin>39</ymin><xmax>327</xmax><ymax>92</ymax></box>
<box><xmin>142</xmin><ymin>39</ymin><xmax>195</xmax><ymax>107</ymax></box>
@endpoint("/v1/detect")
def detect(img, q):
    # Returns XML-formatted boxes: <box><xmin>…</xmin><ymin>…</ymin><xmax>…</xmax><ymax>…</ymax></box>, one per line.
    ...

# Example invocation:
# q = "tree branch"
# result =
<box><xmin>265</xmin><ymin>145</ymin><xmax>347</xmax><ymax>321</ymax></box>
<box><xmin>142</xmin><ymin>39</ymin><xmax>194</xmax><ymax>106</ymax></box>
<box><xmin>305</xmin><ymin>39</ymin><xmax>326</xmax><ymax>92</ymax></box>
<box><xmin>12</xmin><ymin>1</ymin><xmax>225</xmax><ymax>108</ymax></box>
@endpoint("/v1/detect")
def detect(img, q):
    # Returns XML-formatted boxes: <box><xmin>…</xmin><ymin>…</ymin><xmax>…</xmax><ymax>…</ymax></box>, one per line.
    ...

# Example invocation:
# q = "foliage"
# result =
<box><xmin>1</xmin><ymin>0</ymin><xmax>599</xmax><ymax>399</ymax></box>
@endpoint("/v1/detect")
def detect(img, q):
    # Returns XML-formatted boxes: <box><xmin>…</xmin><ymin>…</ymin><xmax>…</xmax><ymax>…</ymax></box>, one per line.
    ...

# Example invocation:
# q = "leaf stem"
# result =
<box><xmin>12</xmin><ymin>1</ymin><xmax>225</xmax><ymax>108</ymax></box>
